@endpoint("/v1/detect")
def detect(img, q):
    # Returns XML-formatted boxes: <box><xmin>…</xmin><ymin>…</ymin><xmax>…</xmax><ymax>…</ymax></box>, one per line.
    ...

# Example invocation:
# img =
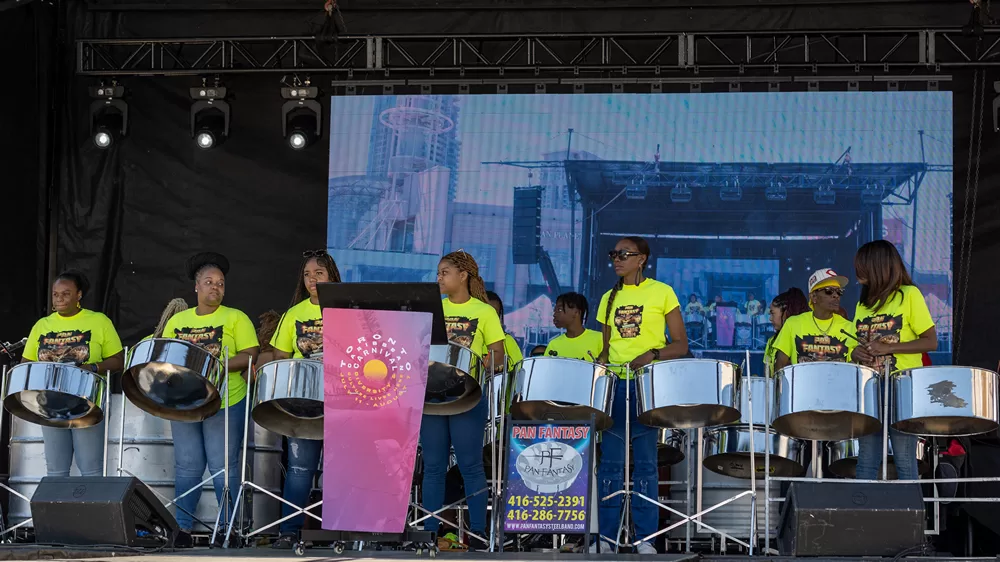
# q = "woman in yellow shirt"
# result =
<box><xmin>546</xmin><ymin>292</ymin><xmax>603</xmax><ymax>360</ymax></box>
<box><xmin>762</xmin><ymin>288</ymin><xmax>809</xmax><ymax>375</ymax></box>
<box><xmin>422</xmin><ymin>251</ymin><xmax>505</xmax><ymax>551</ymax></box>
<box><xmin>852</xmin><ymin>240</ymin><xmax>936</xmax><ymax>481</ymax></box>
<box><xmin>268</xmin><ymin>250</ymin><xmax>341</xmax><ymax>547</ymax></box>
<box><xmin>485</xmin><ymin>291</ymin><xmax>524</xmax><ymax>371</ymax></box>
<box><xmin>593</xmin><ymin>236</ymin><xmax>688</xmax><ymax>554</ymax></box>
<box><xmin>22</xmin><ymin>270</ymin><xmax>124</xmax><ymax>478</ymax></box>
<box><xmin>164</xmin><ymin>252</ymin><xmax>259</xmax><ymax>546</ymax></box>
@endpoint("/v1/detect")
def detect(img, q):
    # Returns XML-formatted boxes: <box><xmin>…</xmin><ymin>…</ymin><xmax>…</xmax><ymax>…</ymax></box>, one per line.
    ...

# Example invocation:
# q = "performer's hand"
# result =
<box><xmin>595</xmin><ymin>352</ymin><xmax>609</xmax><ymax>365</ymax></box>
<box><xmin>867</xmin><ymin>340</ymin><xmax>894</xmax><ymax>357</ymax></box>
<box><xmin>851</xmin><ymin>345</ymin><xmax>874</xmax><ymax>365</ymax></box>
<box><xmin>628</xmin><ymin>351</ymin><xmax>654</xmax><ymax>371</ymax></box>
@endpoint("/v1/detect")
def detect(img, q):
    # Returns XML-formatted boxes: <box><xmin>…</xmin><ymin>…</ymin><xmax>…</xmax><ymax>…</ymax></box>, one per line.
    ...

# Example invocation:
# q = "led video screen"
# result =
<box><xmin>327</xmin><ymin>92</ymin><xmax>953</xmax><ymax>362</ymax></box>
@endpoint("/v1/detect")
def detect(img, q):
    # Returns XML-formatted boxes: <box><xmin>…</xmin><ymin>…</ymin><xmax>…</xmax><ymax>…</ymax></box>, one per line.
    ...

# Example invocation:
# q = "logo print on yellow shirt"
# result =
<box><xmin>856</xmin><ymin>313</ymin><xmax>903</xmax><ymax>372</ymax></box>
<box><xmin>37</xmin><ymin>330</ymin><xmax>92</xmax><ymax>364</ymax></box>
<box><xmin>445</xmin><ymin>316</ymin><xmax>479</xmax><ymax>349</ymax></box>
<box><xmin>614</xmin><ymin>305</ymin><xmax>644</xmax><ymax>339</ymax></box>
<box><xmin>174</xmin><ymin>326</ymin><xmax>224</xmax><ymax>358</ymax></box>
<box><xmin>295</xmin><ymin>319</ymin><xmax>324</xmax><ymax>358</ymax></box>
<box><xmin>794</xmin><ymin>334</ymin><xmax>848</xmax><ymax>363</ymax></box>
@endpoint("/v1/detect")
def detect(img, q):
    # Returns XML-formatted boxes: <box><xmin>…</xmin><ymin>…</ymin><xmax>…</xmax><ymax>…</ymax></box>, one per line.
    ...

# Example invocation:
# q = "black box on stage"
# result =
<box><xmin>777</xmin><ymin>481</ymin><xmax>924</xmax><ymax>556</ymax></box>
<box><xmin>30</xmin><ymin>476</ymin><xmax>178</xmax><ymax>547</ymax></box>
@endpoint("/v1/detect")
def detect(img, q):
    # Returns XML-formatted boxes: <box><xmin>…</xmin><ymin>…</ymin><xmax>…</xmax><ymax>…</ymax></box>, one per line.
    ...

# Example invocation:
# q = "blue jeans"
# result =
<box><xmin>170</xmin><ymin>398</ymin><xmax>246</xmax><ymax>531</ymax></box>
<box><xmin>420</xmin><ymin>395</ymin><xmax>488</xmax><ymax>534</ymax></box>
<box><xmin>41</xmin><ymin>421</ymin><xmax>106</xmax><ymax>477</ymax></box>
<box><xmin>279</xmin><ymin>437</ymin><xmax>323</xmax><ymax>534</ymax></box>
<box><xmin>598</xmin><ymin>378</ymin><xmax>658</xmax><ymax>545</ymax></box>
<box><xmin>856</xmin><ymin>428</ymin><xmax>920</xmax><ymax>481</ymax></box>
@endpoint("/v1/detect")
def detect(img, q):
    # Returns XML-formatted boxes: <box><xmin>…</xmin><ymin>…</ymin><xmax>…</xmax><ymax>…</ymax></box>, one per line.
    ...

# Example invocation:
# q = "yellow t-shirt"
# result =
<box><xmin>163</xmin><ymin>305</ymin><xmax>258</xmax><ymax>407</ymax></box>
<box><xmin>270</xmin><ymin>299</ymin><xmax>323</xmax><ymax>359</ymax></box>
<box><xmin>763</xmin><ymin>334</ymin><xmax>778</xmax><ymax>376</ymax></box>
<box><xmin>23</xmin><ymin>309</ymin><xmax>123</xmax><ymax>365</ymax></box>
<box><xmin>773</xmin><ymin>311</ymin><xmax>857</xmax><ymax>365</ymax></box>
<box><xmin>441</xmin><ymin>297</ymin><xmax>504</xmax><ymax>360</ymax></box>
<box><xmin>854</xmin><ymin>285</ymin><xmax>934</xmax><ymax>373</ymax></box>
<box><xmin>596</xmin><ymin>278</ymin><xmax>681</xmax><ymax>377</ymax></box>
<box><xmin>545</xmin><ymin>329</ymin><xmax>605</xmax><ymax>362</ymax></box>
<box><xmin>502</xmin><ymin>334</ymin><xmax>523</xmax><ymax>371</ymax></box>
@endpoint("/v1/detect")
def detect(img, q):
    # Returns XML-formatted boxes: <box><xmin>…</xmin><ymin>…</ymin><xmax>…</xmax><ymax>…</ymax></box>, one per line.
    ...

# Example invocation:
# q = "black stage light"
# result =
<box><xmin>89</xmin><ymin>84</ymin><xmax>128</xmax><ymax>149</ymax></box>
<box><xmin>281</xmin><ymin>81</ymin><xmax>321</xmax><ymax>150</ymax></box>
<box><xmin>190</xmin><ymin>83</ymin><xmax>230</xmax><ymax>150</ymax></box>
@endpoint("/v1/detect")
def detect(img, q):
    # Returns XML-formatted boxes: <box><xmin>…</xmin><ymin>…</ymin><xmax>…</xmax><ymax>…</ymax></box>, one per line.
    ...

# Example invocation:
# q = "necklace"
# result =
<box><xmin>811</xmin><ymin>314</ymin><xmax>834</xmax><ymax>335</ymax></box>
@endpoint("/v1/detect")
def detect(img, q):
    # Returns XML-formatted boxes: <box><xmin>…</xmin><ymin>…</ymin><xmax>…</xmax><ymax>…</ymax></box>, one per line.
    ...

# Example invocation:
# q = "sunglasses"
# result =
<box><xmin>608</xmin><ymin>249</ymin><xmax>642</xmax><ymax>262</ymax></box>
<box><xmin>303</xmin><ymin>250</ymin><xmax>329</xmax><ymax>258</ymax></box>
<box><xmin>816</xmin><ymin>287</ymin><xmax>844</xmax><ymax>297</ymax></box>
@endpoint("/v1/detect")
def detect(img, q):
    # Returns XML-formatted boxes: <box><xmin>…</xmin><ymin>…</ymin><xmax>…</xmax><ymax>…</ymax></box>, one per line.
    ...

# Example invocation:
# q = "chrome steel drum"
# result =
<box><xmin>509</xmin><ymin>357</ymin><xmax>616</xmax><ymax>431</ymax></box>
<box><xmin>4</xmin><ymin>362</ymin><xmax>105</xmax><ymax>428</ymax></box>
<box><xmin>773</xmin><ymin>362</ymin><xmax>881</xmax><ymax>441</ymax></box>
<box><xmin>703</xmin><ymin>425</ymin><xmax>805</xmax><ymax>479</ymax></box>
<box><xmin>657</xmin><ymin>428</ymin><xmax>687</xmax><ymax>466</ymax></box>
<box><xmin>827</xmin><ymin>437</ymin><xmax>930</xmax><ymax>479</ymax></box>
<box><xmin>636</xmin><ymin>359</ymin><xmax>741</xmax><ymax>429</ymax></box>
<box><xmin>733</xmin><ymin>376</ymin><xmax>778</xmax><ymax>426</ymax></box>
<box><xmin>425</xmin><ymin>342</ymin><xmax>485</xmax><ymax>416</ymax></box>
<box><xmin>253</xmin><ymin>359</ymin><xmax>324</xmax><ymax>440</ymax></box>
<box><xmin>892</xmin><ymin>366</ymin><xmax>1000</xmax><ymax>436</ymax></box>
<box><xmin>123</xmin><ymin>338</ymin><xmax>224</xmax><ymax>422</ymax></box>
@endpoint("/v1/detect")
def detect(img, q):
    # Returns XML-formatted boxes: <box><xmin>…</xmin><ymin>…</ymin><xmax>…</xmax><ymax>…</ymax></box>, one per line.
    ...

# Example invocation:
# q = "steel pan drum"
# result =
<box><xmin>773</xmin><ymin>362</ymin><xmax>881</xmax><ymax>441</ymax></box>
<box><xmin>826</xmin><ymin>437</ymin><xmax>930</xmax><ymax>480</ymax></box>
<box><xmin>891</xmin><ymin>366</ymin><xmax>1000</xmax><ymax>436</ymax></box>
<box><xmin>123</xmin><ymin>338</ymin><xmax>224</xmax><ymax>422</ymax></box>
<box><xmin>703</xmin><ymin>425</ymin><xmax>805</xmax><ymax>479</ymax></box>
<box><xmin>636</xmin><ymin>359</ymin><xmax>741</xmax><ymax>429</ymax></box>
<box><xmin>733</xmin><ymin>376</ymin><xmax>777</xmax><ymax>426</ymax></box>
<box><xmin>4</xmin><ymin>362</ymin><xmax>105</xmax><ymax>428</ymax></box>
<box><xmin>509</xmin><ymin>357</ymin><xmax>616</xmax><ymax>431</ymax></box>
<box><xmin>425</xmin><ymin>343</ymin><xmax>485</xmax><ymax>416</ymax></box>
<box><xmin>657</xmin><ymin>428</ymin><xmax>687</xmax><ymax>466</ymax></box>
<box><xmin>252</xmin><ymin>359</ymin><xmax>324</xmax><ymax>439</ymax></box>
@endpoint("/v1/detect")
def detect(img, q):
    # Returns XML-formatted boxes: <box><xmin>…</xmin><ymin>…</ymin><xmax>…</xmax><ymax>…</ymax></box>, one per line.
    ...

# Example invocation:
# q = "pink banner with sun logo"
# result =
<box><xmin>321</xmin><ymin>308</ymin><xmax>431</xmax><ymax>533</ymax></box>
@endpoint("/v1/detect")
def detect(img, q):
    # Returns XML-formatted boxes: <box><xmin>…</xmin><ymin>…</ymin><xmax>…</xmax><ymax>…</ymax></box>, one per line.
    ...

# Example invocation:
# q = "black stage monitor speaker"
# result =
<box><xmin>778</xmin><ymin>481</ymin><xmax>924</xmax><ymax>556</ymax></box>
<box><xmin>31</xmin><ymin>476</ymin><xmax>178</xmax><ymax>547</ymax></box>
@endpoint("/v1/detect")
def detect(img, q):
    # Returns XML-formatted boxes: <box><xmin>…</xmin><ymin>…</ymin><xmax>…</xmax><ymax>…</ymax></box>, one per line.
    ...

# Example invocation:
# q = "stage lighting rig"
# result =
<box><xmin>670</xmin><ymin>183</ymin><xmax>692</xmax><ymax>203</ymax></box>
<box><xmin>814</xmin><ymin>184</ymin><xmax>836</xmax><ymax>205</ymax></box>
<box><xmin>281</xmin><ymin>78</ymin><xmax>321</xmax><ymax>150</ymax></box>
<box><xmin>89</xmin><ymin>82</ymin><xmax>128</xmax><ymax>149</ymax></box>
<box><xmin>766</xmin><ymin>181</ymin><xmax>787</xmax><ymax>202</ymax></box>
<box><xmin>190</xmin><ymin>80</ymin><xmax>230</xmax><ymax>150</ymax></box>
<box><xmin>720</xmin><ymin>179</ymin><xmax>742</xmax><ymax>202</ymax></box>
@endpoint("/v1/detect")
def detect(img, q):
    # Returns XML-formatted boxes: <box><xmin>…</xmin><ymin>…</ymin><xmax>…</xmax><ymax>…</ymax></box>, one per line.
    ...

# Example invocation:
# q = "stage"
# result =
<box><xmin>2</xmin><ymin>546</ymin><xmax>998</xmax><ymax>562</ymax></box>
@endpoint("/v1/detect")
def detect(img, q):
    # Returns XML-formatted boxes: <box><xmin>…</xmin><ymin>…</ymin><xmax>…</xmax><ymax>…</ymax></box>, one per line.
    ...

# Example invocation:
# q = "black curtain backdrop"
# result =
<box><xmin>5</xmin><ymin>0</ymin><xmax>1000</xmax><ymax>363</ymax></box>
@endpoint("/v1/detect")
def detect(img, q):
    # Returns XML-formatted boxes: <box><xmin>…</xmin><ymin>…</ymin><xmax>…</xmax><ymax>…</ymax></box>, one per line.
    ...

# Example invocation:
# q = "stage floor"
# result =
<box><xmin>4</xmin><ymin>546</ymin><xmax>997</xmax><ymax>562</ymax></box>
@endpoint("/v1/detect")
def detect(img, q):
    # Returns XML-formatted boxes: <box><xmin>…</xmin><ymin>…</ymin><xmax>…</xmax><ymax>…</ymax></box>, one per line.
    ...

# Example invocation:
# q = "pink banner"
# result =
<box><xmin>322</xmin><ymin>308</ymin><xmax>431</xmax><ymax>533</ymax></box>
<box><xmin>716</xmin><ymin>306</ymin><xmax>736</xmax><ymax>347</ymax></box>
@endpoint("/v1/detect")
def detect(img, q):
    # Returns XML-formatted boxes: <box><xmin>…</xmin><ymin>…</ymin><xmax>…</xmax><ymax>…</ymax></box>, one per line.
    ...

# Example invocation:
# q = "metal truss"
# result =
<box><xmin>77</xmin><ymin>28</ymin><xmax>1000</xmax><ymax>83</ymax></box>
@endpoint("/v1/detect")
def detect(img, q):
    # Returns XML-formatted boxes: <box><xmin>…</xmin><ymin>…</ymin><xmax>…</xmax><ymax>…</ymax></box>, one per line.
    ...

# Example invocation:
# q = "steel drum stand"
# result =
<box><xmin>226</xmin><ymin>357</ymin><xmax>325</xmax><ymax>545</ymax></box>
<box><xmin>0</xmin><ymin>365</ymin><xmax>114</xmax><ymax>540</ymax></box>
<box><xmin>409</xmin><ymin>355</ymin><xmax>505</xmax><ymax>551</ymax></box>
<box><xmin>115</xmin><ymin>347</ymin><xmax>236</xmax><ymax>545</ymax></box>
<box><xmin>617</xmin><ymin>351</ymin><xmax>760</xmax><ymax>554</ymax></box>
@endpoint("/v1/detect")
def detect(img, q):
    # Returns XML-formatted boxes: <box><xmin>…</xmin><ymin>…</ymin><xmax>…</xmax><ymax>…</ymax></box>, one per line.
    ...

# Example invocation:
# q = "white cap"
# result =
<box><xmin>808</xmin><ymin>268</ymin><xmax>849</xmax><ymax>293</ymax></box>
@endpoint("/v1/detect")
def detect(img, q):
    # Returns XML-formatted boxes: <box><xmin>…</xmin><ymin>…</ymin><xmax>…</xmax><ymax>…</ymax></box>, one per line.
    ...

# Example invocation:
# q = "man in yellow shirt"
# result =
<box><xmin>545</xmin><ymin>292</ymin><xmax>604</xmax><ymax>361</ymax></box>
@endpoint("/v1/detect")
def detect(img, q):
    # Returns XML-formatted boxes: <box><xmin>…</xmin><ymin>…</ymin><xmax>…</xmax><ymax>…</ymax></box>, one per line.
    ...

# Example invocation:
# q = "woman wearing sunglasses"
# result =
<box><xmin>851</xmin><ymin>240</ymin><xmax>935</xmax><ymax>481</ymax></box>
<box><xmin>268</xmin><ymin>250</ymin><xmax>341</xmax><ymax>548</ymax></box>
<box><xmin>592</xmin><ymin>236</ymin><xmax>688</xmax><ymax>554</ymax></box>
<box><xmin>773</xmin><ymin>269</ymin><xmax>857</xmax><ymax>371</ymax></box>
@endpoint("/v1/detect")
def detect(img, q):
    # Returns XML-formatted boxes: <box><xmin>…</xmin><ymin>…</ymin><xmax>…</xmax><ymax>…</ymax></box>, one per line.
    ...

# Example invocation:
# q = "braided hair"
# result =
<box><xmin>291</xmin><ymin>252</ymin><xmax>342</xmax><ymax>308</ymax></box>
<box><xmin>441</xmin><ymin>251</ymin><xmax>488</xmax><ymax>302</ymax></box>
<box><xmin>603</xmin><ymin>236</ymin><xmax>651</xmax><ymax>327</ymax></box>
<box><xmin>153</xmin><ymin>298</ymin><xmax>189</xmax><ymax>339</ymax></box>
<box><xmin>256</xmin><ymin>310</ymin><xmax>282</xmax><ymax>353</ymax></box>
<box><xmin>770</xmin><ymin>287</ymin><xmax>809</xmax><ymax>325</ymax></box>
<box><xmin>486</xmin><ymin>290</ymin><xmax>504</xmax><ymax>324</ymax></box>
<box><xmin>556</xmin><ymin>292</ymin><xmax>590</xmax><ymax>324</ymax></box>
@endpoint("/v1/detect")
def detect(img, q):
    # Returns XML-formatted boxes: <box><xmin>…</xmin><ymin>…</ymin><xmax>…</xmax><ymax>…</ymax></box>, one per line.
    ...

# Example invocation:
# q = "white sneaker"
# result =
<box><xmin>588</xmin><ymin>540</ymin><xmax>613</xmax><ymax>553</ymax></box>
<box><xmin>636</xmin><ymin>541</ymin><xmax>657</xmax><ymax>554</ymax></box>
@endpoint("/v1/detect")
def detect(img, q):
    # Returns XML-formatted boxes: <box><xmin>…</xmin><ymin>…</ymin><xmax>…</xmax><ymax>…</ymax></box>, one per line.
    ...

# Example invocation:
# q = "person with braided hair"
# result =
<box><xmin>486</xmin><ymin>290</ymin><xmax>524</xmax><ymax>372</ymax></box>
<box><xmin>267</xmin><ymin>250</ymin><xmax>342</xmax><ymax>547</ymax></box>
<box><xmin>422</xmin><ymin>250</ymin><xmax>505</xmax><ymax>551</ymax></box>
<box><xmin>592</xmin><ymin>236</ymin><xmax>688</xmax><ymax>554</ymax></box>
<box><xmin>762</xmin><ymin>288</ymin><xmax>810</xmax><ymax>375</ymax></box>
